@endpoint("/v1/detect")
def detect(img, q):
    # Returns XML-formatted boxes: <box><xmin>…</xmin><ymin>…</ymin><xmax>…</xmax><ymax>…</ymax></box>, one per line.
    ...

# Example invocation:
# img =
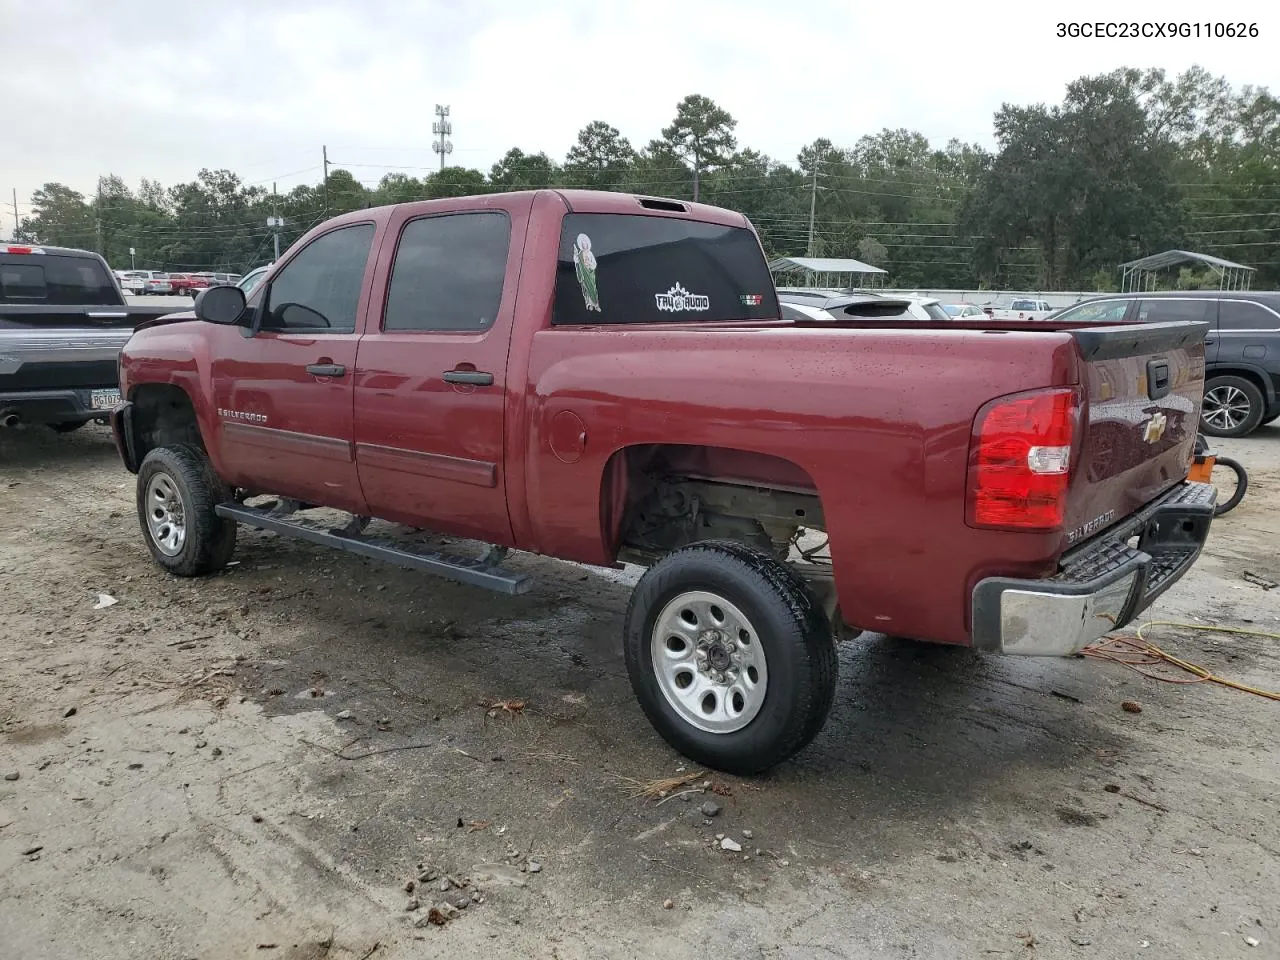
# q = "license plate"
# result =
<box><xmin>91</xmin><ymin>388</ymin><xmax>121</xmax><ymax>410</ymax></box>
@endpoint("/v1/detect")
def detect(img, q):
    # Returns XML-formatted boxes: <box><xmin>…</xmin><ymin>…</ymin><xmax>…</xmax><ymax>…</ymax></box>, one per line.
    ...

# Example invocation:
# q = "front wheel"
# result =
<box><xmin>623</xmin><ymin>540</ymin><xmax>837</xmax><ymax>775</ymax></box>
<box><xmin>136</xmin><ymin>444</ymin><xmax>237</xmax><ymax>576</ymax></box>
<box><xmin>1211</xmin><ymin>456</ymin><xmax>1248</xmax><ymax>516</ymax></box>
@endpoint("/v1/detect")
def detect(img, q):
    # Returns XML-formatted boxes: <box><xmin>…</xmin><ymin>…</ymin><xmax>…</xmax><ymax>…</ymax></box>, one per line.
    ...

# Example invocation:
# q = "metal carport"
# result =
<box><xmin>1119</xmin><ymin>250</ymin><xmax>1255</xmax><ymax>292</ymax></box>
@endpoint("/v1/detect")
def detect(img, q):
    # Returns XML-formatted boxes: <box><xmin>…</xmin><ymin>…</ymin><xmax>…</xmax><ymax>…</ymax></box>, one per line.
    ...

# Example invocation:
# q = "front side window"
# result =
<box><xmin>552</xmin><ymin>213</ymin><xmax>779</xmax><ymax>325</ymax></box>
<box><xmin>262</xmin><ymin>223</ymin><xmax>375</xmax><ymax>333</ymax></box>
<box><xmin>383</xmin><ymin>213</ymin><xmax>511</xmax><ymax>332</ymax></box>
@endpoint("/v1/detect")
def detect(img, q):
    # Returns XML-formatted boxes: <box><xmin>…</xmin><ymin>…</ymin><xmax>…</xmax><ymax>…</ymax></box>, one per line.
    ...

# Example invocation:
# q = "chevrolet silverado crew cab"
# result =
<box><xmin>1</xmin><ymin>243</ymin><xmax>175</xmax><ymax>430</ymax></box>
<box><xmin>108</xmin><ymin>190</ymin><xmax>1216</xmax><ymax>774</ymax></box>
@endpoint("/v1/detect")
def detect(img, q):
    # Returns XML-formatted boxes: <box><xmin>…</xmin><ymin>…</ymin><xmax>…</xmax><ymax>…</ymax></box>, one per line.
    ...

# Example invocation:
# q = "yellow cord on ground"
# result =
<box><xmin>1083</xmin><ymin>620</ymin><xmax>1280</xmax><ymax>702</ymax></box>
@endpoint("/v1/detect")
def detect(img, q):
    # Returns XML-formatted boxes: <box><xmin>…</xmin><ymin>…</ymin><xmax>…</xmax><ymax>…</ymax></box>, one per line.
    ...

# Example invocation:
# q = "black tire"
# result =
<box><xmin>136</xmin><ymin>444</ymin><xmax>237</xmax><ymax>576</ymax></box>
<box><xmin>1211</xmin><ymin>456</ymin><xmax>1248</xmax><ymax>517</ymax></box>
<box><xmin>623</xmin><ymin>540</ymin><xmax>837</xmax><ymax>775</ymax></box>
<box><xmin>1201</xmin><ymin>375</ymin><xmax>1265</xmax><ymax>438</ymax></box>
<box><xmin>48</xmin><ymin>421</ymin><xmax>86</xmax><ymax>433</ymax></box>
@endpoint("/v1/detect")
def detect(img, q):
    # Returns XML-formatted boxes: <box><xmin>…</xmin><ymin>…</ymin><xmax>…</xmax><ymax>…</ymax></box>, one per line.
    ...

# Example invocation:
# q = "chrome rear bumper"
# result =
<box><xmin>971</xmin><ymin>482</ymin><xmax>1216</xmax><ymax>656</ymax></box>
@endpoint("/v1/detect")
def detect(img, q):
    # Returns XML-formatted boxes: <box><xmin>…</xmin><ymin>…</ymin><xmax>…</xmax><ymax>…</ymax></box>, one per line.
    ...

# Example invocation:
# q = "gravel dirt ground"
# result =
<box><xmin>2</xmin><ymin>423</ymin><xmax>1278</xmax><ymax>960</ymax></box>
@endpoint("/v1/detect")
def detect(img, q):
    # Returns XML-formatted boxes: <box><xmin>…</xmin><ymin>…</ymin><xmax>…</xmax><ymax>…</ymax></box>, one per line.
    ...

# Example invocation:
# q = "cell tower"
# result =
<box><xmin>432</xmin><ymin>104</ymin><xmax>453</xmax><ymax>172</ymax></box>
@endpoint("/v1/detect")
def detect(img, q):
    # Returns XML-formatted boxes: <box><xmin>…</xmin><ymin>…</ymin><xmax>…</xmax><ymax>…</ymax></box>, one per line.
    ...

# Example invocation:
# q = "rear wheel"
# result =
<box><xmin>623</xmin><ymin>540</ymin><xmax>837</xmax><ymax>775</ymax></box>
<box><xmin>136</xmin><ymin>444</ymin><xmax>237</xmax><ymax>576</ymax></box>
<box><xmin>1201</xmin><ymin>376</ymin><xmax>1264</xmax><ymax>438</ymax></box>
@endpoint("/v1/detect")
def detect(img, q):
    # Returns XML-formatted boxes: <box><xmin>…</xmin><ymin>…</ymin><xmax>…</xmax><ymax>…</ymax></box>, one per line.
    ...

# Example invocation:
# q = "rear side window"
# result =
<box><xmin>921</xmin><ymin>302</ymin><xmax>950</xmax><ymax>320</ymax></box>
<box><xmin>263</xmin><ymin>223</ymin><xmax>374</xmax><ymax>333</ymax></box>
<box><xmin>1138</xmin><ymin>299</ymin><xmax>1210</xmax><ymax>323</ymax></box>
<box><xmin>1219</xmin><ymin>299</ymin><xmax>1280</xmax><ymax>331</ymax></box>
<box><xmin>0</xmin><ymin>254</ymin><xmax>119</xmax><ymax>304</ymax></box>
<box><xmin>552</xmin><ymin>213</ymin><xmax>779</xmax><ymax>325</ymax></box>
<box><xmin>383</xmin><ymin>213</ymin><xmax>511</xmax><ymax>332</ymax></box>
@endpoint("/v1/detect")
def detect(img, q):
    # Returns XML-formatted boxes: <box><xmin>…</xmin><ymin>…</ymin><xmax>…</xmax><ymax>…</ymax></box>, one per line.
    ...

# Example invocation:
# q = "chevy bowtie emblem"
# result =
<box><xmin>1143</xmin><ymin>411</ymin><xmax>1168</xmax><ymax>444</ymax></box>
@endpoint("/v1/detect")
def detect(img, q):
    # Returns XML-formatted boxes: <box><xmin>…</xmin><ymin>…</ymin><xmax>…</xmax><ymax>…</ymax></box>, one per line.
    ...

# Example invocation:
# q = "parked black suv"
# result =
<box><xmin>1049</xmin><ymin>290</ymin><xmax>1280</xmax><ymax>438</ymax></box>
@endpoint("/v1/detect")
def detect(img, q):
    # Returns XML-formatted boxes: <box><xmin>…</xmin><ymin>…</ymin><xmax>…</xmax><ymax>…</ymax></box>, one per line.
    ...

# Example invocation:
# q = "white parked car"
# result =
<box><xmin>129</xmin><ymin>271</ymin><xmax>172</xmax><ymax>295</ymax></box>
<box><xmin>777</xmin><ymin>291</ymin><xmax>952</xmax><ymax>322</ymax></box>
<box><xmin>942</xmin><ymin>303</ymin><xmax>987</xmax><ymax>319</ymax></box>
<box><xmin>117</xmin><ymin>271</ymin><xmax>146</xmax><ymax>295</ymax></box>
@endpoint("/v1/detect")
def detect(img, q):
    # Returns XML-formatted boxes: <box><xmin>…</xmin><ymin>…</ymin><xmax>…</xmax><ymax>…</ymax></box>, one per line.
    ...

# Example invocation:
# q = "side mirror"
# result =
<box><xmin>193</xmin><ymin>285</ymin><xmax>247</xmax><ymax>325</ymax></box>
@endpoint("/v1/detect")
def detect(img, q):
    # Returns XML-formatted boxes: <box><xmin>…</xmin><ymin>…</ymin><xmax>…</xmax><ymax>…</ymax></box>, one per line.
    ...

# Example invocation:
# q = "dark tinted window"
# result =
<box><xmin>921</xmin><ymin>301</ymin><xmax>951</xmax><ymax>320</ymax></box>
<box><xmin>552</xmin><ymin>213</ymin><xmax>778</xmax><ymax>325</ymax></box>
<box><xmin>1137</xmin><ymin>299</ymin><xmax>1210</xmax><ymax>323</ymax></box>
<box><xmin>1219</xmin><ymin>299</ymin><xmax>1280</xmax><ymax>331</ymax></box>
<box><xmin>383</xmin><ymin>213</ymin><xmax>511</xmax><ymax>332</ymax></box>
<box><xmin>263</xmin><ymin>224</ymin><xmax>374</xmax><ymax>333</ymax></box>
<box><xmin>0</xmin><ymin>253</ymin><xmax>119</xmax><ymax>304</ymax></box>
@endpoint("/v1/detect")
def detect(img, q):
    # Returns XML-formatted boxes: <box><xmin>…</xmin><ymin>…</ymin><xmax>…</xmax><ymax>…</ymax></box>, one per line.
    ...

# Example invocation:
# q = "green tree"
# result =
<box><xmin>323</xmin><ymin>169</ymin><xmax>369</xmax><ymax>215</ymax></box>
<box><xmin>489</xmin><ymin>148</ymin><xmax>558</xmax><ymax>190</ymax></box>
<box><xmin>16</xmin><ymin>183</ymin><xmax>96</xmax><ymax>250</ymax></box>
<box><xmin>426</xmin><ymin>167</ymin><xmax>489</xmax><ymax>198</ymax></box>
<box><xmin>372</xmin><ymin>173</ymin><xmax>426</xmax><ymax>205</ymax></box>
<box><xmin>660</xmin><ymin>94</ymin><xmax>737</xmax><ymax>202</ymax></box>
<box><xmin>564</xmin><ymin>121</ymin><xmax>634</xmax><ymax>190</ymax></box>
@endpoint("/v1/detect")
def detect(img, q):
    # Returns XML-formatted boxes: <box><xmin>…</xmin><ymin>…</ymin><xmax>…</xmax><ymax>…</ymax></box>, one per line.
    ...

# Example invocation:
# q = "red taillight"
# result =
<box><xmin>4</xmin><ymin>245</ymin><xmax>40</xmax><ymax>254</ymax></box>
<box><xmin>968</xmin><ymin>388</ymin><xmax>1079</xmax><ymax>530</ymax></box>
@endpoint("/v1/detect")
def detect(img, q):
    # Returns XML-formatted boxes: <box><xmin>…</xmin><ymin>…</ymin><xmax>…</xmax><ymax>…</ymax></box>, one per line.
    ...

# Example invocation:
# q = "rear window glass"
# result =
<box><xmin>552</xmin><ymin>213</ymin><xmax>778</xmax><ymax>325</ymax></box>
<box><xmin>0</xmin><ymin>254</ymin><xmax>119</xmax><ymax>304</ymax></box>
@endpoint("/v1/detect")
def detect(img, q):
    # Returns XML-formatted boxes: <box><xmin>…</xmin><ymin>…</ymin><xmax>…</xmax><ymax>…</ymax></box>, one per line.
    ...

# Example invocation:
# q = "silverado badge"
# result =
<box><xmin>1142</xmin><ymin>411</ymin><xmax>1168</xmax><ymax>444</ymax></box>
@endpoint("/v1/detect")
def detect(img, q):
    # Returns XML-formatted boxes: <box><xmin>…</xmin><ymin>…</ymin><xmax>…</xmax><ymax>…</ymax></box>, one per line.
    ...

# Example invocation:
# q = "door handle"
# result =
<box><xmin>443</xmin><ymin>369</ymin><xmax>494</xmax><ymax>386</ymax></box>
<box><xmin>306</xmin><ymin>363</ymin><xmax>346</xmax><ymax>377</ymax></box>
<box><xmin>1204</xmin><ymin>339</ymin><xmax>1216</xmax><ymax>345</ymax></box>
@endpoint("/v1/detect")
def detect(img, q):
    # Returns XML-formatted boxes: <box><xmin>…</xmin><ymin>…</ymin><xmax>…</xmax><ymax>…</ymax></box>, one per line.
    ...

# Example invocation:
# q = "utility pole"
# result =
<box><xmin>268</xmin><ymin>182</ymin><xmax>282</xmax><ymax>261</ymax></box>
<box><xmin>96</xmin><ymin>180</ymin><xmax>104</xmax><ymax>257</ymax></box>
<box><xmin>10</xmin><ymin>188</ymin><xmax>18</xmax><ymax>238</ymax></box>
<box><xmin>322</xmin><ymin>145</ymin><xmax>330</xmax><ymax>213</ymax></box>
<box><xmin>807</xmin><ymin>160</ymin><xmax>819</xmax><ymax>257</ymax></box>
<box><xmin>432</xmin><ymin>104</ymin><xmax>453</xmax><ymax>172</ymax></box>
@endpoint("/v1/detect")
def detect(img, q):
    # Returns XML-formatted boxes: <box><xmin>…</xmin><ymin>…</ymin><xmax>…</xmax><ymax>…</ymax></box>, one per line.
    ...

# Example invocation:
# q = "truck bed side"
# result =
<box><xmin>517</xmin><ymin>324</ymin><xmax>1083</xmax><ymax>645</ymax></box>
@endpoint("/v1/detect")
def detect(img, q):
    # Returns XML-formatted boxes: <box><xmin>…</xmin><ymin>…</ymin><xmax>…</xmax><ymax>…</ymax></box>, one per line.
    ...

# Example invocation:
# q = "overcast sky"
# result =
<box><xmin>2</xmin><ymin>0</ymin><xmax>1276</xmax><ymax>235</ymax></box>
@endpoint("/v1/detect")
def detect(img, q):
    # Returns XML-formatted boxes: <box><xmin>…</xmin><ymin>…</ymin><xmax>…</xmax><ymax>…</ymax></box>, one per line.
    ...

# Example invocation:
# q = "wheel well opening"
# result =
<box><xmin>130</xmin><ymin>384</ymin><xmax>203</xmax><ymax>463</ymax></box>
<box><xmin>1207</xmin><ymin>368</ymin><xmax>1269</xmax><ymax>401</ymax></box>
<box><xmin>603</xmin><ymin>444</ymin><xmax>825</xmax><ymax>563</ymax></box>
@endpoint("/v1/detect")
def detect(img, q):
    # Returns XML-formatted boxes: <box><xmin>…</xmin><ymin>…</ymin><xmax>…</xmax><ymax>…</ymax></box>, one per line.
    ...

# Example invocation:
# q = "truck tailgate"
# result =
<box><xmin>1063</xmin><ymin>321</ymin><xmax>1209</xmax><ymax>547</ymax></box>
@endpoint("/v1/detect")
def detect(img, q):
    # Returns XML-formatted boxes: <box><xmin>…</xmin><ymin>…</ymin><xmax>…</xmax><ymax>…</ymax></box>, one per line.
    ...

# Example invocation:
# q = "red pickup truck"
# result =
<box><xmin>109</xmin><ymin>189</ymin><xmax>1216</xmax><ymax>773</ymax></box>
